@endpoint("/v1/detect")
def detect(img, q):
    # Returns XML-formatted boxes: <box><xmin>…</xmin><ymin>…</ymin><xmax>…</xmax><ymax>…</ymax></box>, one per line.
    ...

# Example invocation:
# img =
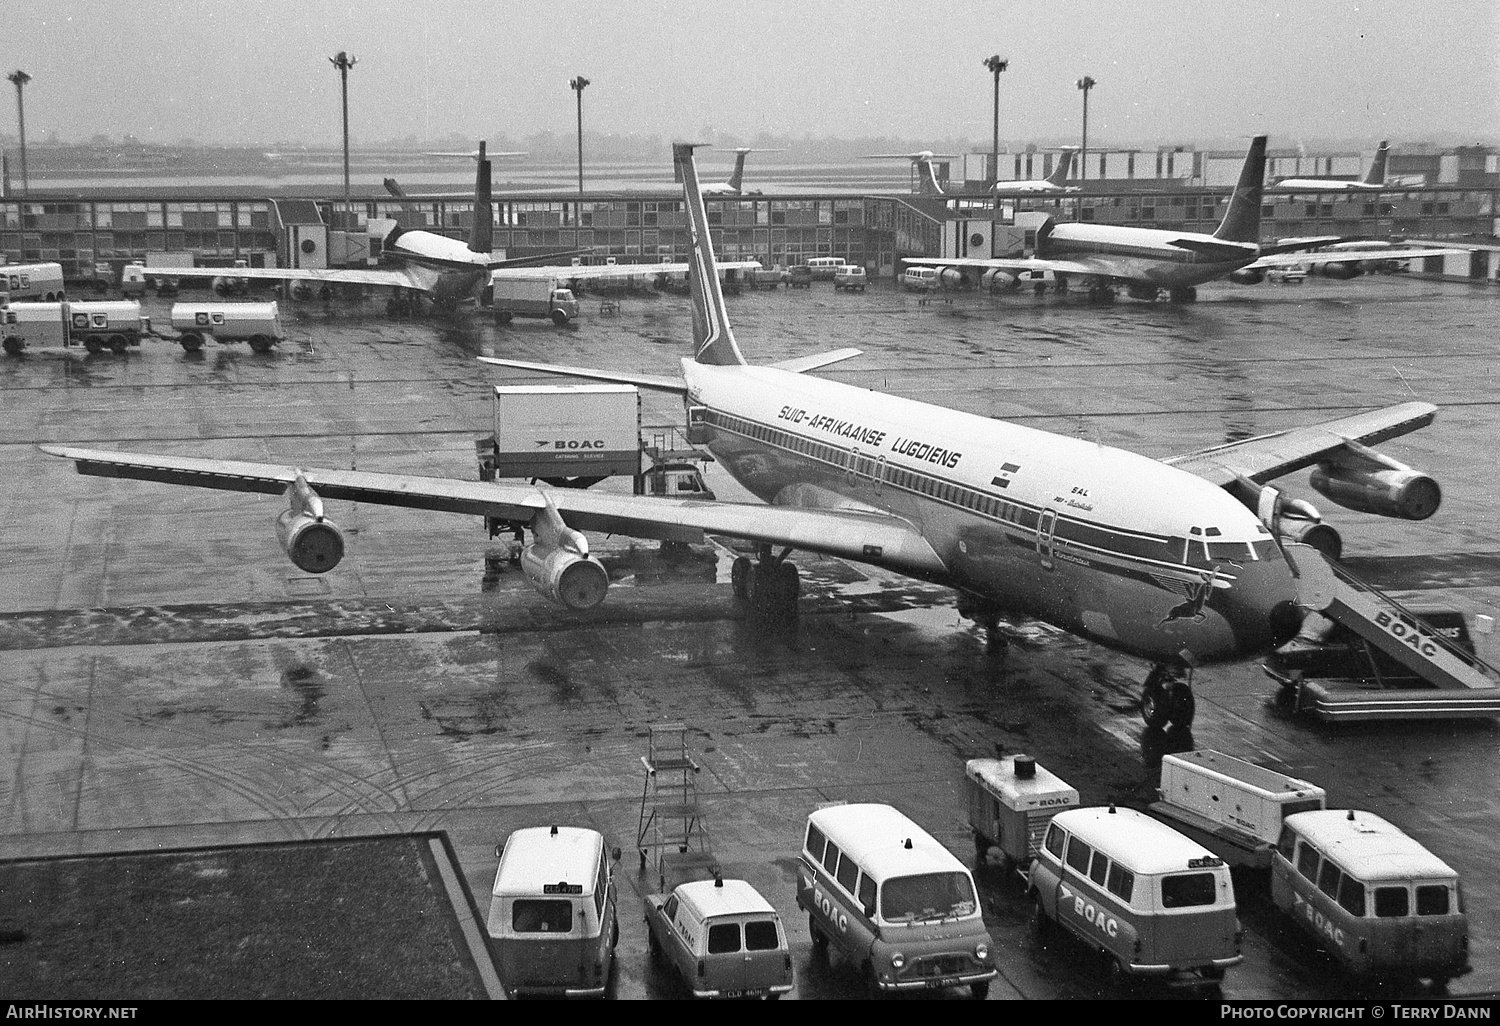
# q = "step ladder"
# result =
<box><xmin>636</xmin><ymin>722</ymin><xmax>717</xmax><ymax>890</ymax></box>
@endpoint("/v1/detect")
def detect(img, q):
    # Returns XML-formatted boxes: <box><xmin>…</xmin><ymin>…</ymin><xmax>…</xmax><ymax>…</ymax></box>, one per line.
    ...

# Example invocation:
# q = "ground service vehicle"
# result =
<box><xmin>1028</xmin><ymin>806</ymin><xmax>1243</xmax><ymax>984</ymax></box>
<box><xmin>749</xmin><ymin>264</ymin><xmax>789</xmax><ymax>289</ymax></box>
<box><xmin>796</xmin><ymin>803</ymin><xmax>997</xmax><ymax>998</ymax></box>
<box><xmin>966</xmin><ymin>753</ymin><xmax>1079</xmax><ymax>875</ymax></box>
<box><xmin>170</xmin><ymin>302</ymin><xmax>284</xmax><ymax>352</ymax></box>
<box><xmin>145</xmin><ymin>251</ymin><xmax>195</xmax><ymax>294</ymax></box>
<box><xmin>120</xmin><ymin>263</ymin><xmax>148</xmax><ymax>298</ymax></box>
<box><xmin>805</xmin><ymin>256</ymin><xmax>847</xmax><ymax>280</ymax></box>
<box><xmin>1</xmin><ymin>262</ymin><xmax>66</xmax><ymax>301</ymax></box>
<box><xmin>1272</xmin><ymin>809</ymin><xmax>1470</xmax><ymax>985</ymax></box>
<box><xmin>787</xmin><ymin>265</ymin><xmax>813</xmax><ymax>289</ymax></box>
<box><xmin>1149</xmin><ymin>750</ymin><xmax>1326</xmax><ymax>869</ymax></box>
<box><xmin>902</xmin><ymin>266</ymin><xmax>939</xmax><ymax>291</ymax></box>
<box><xmin>3</xmin><ymin>301</ymin><xmax>151</xmax><ymax>355</ymax></box>
<box><xmin>490</xmin><ymin>275</ymin><xmax>580</xmax><ymax>325</ymax></box>
<box><xmin>833</xmin><ymin>266</ymin><xmax>868</xmax><ymax>292</ymax></box>
<box><xmin>644</xmin><ymin>876</ymin><xmax>795</xmax><ymax>999</ymax></box>
<box><xmin>478</xmin><ymin>383</ymin><xmax>641</xmax><ymax>487</ymax></box>
<box><xmin>486</xmin><ymin>825</ymin><xmax>621</xmax><ymax>998</ymax></box>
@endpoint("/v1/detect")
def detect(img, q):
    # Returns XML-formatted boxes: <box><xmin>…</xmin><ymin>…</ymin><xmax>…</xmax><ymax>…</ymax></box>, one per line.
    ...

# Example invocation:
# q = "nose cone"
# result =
<box><xmin>1268</xmin><ymin>599</ymin><xmax>1306</xmax><ymax>648</ymax></box>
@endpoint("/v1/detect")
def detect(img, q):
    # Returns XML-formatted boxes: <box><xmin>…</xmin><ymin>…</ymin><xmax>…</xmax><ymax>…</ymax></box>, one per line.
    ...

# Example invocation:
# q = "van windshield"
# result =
<box><xmin>880</xmin><ymin>872</ymin><xmax>977</xmax><ymax>922</ymax></box>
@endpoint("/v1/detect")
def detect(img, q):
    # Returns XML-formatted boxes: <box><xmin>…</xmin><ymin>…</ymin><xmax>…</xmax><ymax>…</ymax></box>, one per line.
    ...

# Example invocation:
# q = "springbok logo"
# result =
<box><xmin>1159</xmin><ymin>563</ymin><xmax>1236</xmax><ymax>627</ymax></box>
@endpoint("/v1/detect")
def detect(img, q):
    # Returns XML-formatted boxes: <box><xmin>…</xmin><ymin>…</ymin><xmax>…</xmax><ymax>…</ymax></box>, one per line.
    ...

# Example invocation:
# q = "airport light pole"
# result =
<box><xmin>570</xmin><ymin>76</ymin><xmax>590</xmax><ymax>198</ymax></box>
<box><xmin>329</xmin><ymin>52</ymin><xmax>357</xmax><ymax>229</ymax></box>
<box><xmin>1076</xmin><ymin>75</ymin><xmax>1096</xmax><ymax>183</ymax></box>
<box><xmin>7</xmin><ymin>69</ymin><xmax>31</xmax><ymax>200</ymax></box>
<box><xmin>982</xmin><ymin>55</ymin><xmax>1008</xmax><ymax>189</ymax></box>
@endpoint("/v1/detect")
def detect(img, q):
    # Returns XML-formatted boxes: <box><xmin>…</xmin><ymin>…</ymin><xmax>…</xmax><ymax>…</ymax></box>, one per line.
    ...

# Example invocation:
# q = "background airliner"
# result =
<box><xmin>43</xmin><ymin>143</ymin><xmax>1444</xmax><ymax>732</ymax></box>
<box><xmin>904</xmin><ymin>136</ymin><xmax>1460</xmax><ymax>301</ymax></box>
<box><xmin>1275</xmin><ymin>140</ymin><xmax>1391</xmax><ymax>192</ymax></box>
<box><xmin>699</xmin><ymin>148</ymin><xmax>783</xmax><ymax>195</ymax></box>
<box><xmin>868</xmin><ymin>149</ymin><xmax>1077</xmax><ymax>197</ymax></box>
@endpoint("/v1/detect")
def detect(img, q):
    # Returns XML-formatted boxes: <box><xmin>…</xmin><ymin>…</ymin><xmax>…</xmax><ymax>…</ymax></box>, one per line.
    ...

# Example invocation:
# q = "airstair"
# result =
<box><xmin>1271</xmin><ymin>544</ymin><xmax>1500</xmax><ymax>721</ymax></box>
<box><xmin>636</xmin><ymin>722</ymin><xmax>717</xmax><ymax>890</ymax></box>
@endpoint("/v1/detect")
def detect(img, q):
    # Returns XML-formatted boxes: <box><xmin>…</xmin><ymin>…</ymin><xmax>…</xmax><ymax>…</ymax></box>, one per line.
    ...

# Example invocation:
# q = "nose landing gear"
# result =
<box><xmin>1141</xmin><ymin>664</ymin><xmax>1196</xmax><ymax>730</ymax></box>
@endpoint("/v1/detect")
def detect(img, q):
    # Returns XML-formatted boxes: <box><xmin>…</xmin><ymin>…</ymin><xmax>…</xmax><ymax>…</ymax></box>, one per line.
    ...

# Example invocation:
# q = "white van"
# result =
<box><xmin>805</xmin><ymin>256</ymin><xmax>847</xmax><ymax>280</ymax></box>
<box><xmin>795</xmin><ymin>803</ymin><xmax>997</xmax><ymax>998</ymax></box>
<box><xmin>902</xmin><ymin>266</ymin><xmax>939</xmax><ymax>291</ymax></box>
<box><xmin>486</xmin><ymin>825</ymin><xmax>621</xmax><ymax>998</ymax></box>
<box><xmin>1028</xmin><ymin>806</ymin><xmax>1242</xmax><ymax>984</ymax></box>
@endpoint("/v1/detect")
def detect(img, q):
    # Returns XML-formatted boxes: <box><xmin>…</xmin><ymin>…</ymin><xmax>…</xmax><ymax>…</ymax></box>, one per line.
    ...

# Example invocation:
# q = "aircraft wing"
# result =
<box><xmin>501</xmin><ymin>260</ymin><xmax>762</xmax><ymax>282</ymax></box>
<box><xmin>901</xmin><ymin>256</ymin><xmax>1103</xmax><ymax>277</ymax></box>
<box><xmin>1244</xmin><ymin>247</ymin><xmax>1463</xmax><ymax>272</ymax></box>
<box><xmin>1163</xmin><ymin>401</ymin><xmax>1437</xmax><ymax>486</ymax></box>
<box><xmin>160</xmin><ymin>266</ymin><xmax>428</xmax><ymax>289</ymax></box>
<box><xmin>476</xmin><ymin>356</ymin><xmax>688</xmax><ymax>394</ymax></box>
<box><xmin>39</xmin><ymin>446</ymin><xmax>949</xmax><ymax>577</ymax></box>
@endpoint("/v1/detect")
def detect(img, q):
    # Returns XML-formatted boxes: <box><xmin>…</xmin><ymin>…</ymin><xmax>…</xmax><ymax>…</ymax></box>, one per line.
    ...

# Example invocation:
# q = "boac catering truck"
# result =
<box><xmin>1</xmin><ymin>262</ymin><xmax>67</xmax><ymax>301</ymax></box>
<box><xmin>2</xmin><ymin>300</ymin><xmax>151</xmax><ymax>355</ymax></box>
<box><xmin>489</xmin><ymin>275</ymin><xmax>579</xmax><ymax>326</ymax></box>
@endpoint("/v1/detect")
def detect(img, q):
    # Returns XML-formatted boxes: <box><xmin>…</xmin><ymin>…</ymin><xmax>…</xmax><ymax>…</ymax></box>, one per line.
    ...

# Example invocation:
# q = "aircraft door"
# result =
<box><xmin>873</xmin><ymin>456</ymin><xmax>886</xmax><ymax>496</ymax></box>
<box><xmin>1037</xmin><ymin>508</ymin><xmax>1058</xmax><ymax>570</ymax></box>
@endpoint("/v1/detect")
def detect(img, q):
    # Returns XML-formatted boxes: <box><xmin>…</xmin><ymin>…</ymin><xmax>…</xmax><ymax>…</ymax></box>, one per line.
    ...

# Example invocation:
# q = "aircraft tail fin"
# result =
<box><xmin>1045</xmin><ymin>150</ymin><xmax>1075</xmax><ymax>187</ymax></box>
<box><xmin>1362</xmin><ymin>141</ymin><xmax>1390</xmax><ymax>187</ymax></box>
<box><xmin>468</xmin><ymin>141</ymin><xmax>493</xmax><ymax>254</ymax></box>
<box><xmin>725</xmin><ymin>150</ymin><xmax>750</xmax><ymax>193</ymax></box>
<box><xmin>917</xmin><ymin>158</ymin><xmax>946</xmax><ymax>196</ymax></box>
<box><xmin>674</xmin><ymin>142</ymin><xmax>746</xmax><ymax>367</ymax></box>
<box><xmin>1213</xmin><ymin>135</ymin><xmax>1267</xmax><ymax>243</ymax></box>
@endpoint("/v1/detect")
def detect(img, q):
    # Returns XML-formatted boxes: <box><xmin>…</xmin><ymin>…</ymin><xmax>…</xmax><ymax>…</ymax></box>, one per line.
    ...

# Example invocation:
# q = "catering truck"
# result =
<box><xmin>168</xmin><ymin>302</ymin><xmax>284</xmax><ymax>352</ymax></box>
<box><xmin>1148</xmin><ymin>749</ymin><xmax>1327</xmax><ymax>870</ymax></box>
<box><xmin>1</xmin><ymin>262</ymin><xmax>66</xmax><ymax>301</ymax></box>
<box><xmin>2</xmin><ymin>300</ymin><xmax>151</xmax><ymax>355</ymax></box>
<box><xmin>489</xmin><ymin>275</ymin><xmax>579</xmax><ymax>325</ymax></box>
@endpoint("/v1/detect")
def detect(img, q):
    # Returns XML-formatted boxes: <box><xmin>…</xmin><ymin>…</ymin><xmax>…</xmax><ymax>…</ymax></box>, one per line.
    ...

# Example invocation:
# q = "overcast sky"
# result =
<box><xmin>5</xmin><ymin>0</ymin><xmax>1497</xmax><ymax>148</ymax></box>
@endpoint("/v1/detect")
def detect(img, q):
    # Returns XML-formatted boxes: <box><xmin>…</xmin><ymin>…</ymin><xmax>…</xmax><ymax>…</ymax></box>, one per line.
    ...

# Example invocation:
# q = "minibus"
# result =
<box><xmin>804</xmin><ymin>256</ymin><xmax>848</xmax><ymax>280</ymax></box>
<box><xmin>902</xmin><ymin>266</ymin><xmax>939</xmax><ymax>291</ymax></box>
<box><xmin>795</xmin><ymin>803</ymin><xmax>997</xmax><ymax>998</ymax></box>
<box><xmin>1272</xmin><ymin>809</ymin><xmax>1470</xmax><ymax>986</ymax></box>
<box><xmin>486</xmin><ymin>825</ymin><xmax>620</xmax><ymax>998</ymax></box>
<box><xmin>1028</xmin><ymin>806</ymin><xmax>1242</xmax><ymax>984</ymax></box>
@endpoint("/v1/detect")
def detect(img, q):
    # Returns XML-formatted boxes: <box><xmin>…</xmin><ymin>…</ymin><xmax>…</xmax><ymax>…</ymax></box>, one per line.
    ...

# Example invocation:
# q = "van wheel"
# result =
<box><xmin>808</xmin><ymin>914</ymin><xmax>827</xmax><ymax>952</ymax></box>
<box><xmin>1107</xmin><ymin>954</ymin><xmax>1131</xmax><ymax>987</ymax></box>
<box><xmin>550</xmin><ymin>310</ymin><xmax>569</xmax><ymax>326</ymax></box>
<box><xmin>1029</xmin><ymin>896</ymin><xmax>1052</xmax><ymax>944</ymax></box>
<box><xmin>2</xmin><ymin>337</ymin><xmax>22</xmax><ymax>355</ymax></box>
<box><xmin>647</xmin><ymin>927</ymin><xmax>661</xmax><ymax>958</ymax></box>
<box><xmin>970</xmin><ymin>981</ymin><xmax>990</xmax><ymax>1000</ymax></box>
<box><xmin>861</xmin><ymin>960</ymin><xmax>882</xmax><ymax>999</ymax></box>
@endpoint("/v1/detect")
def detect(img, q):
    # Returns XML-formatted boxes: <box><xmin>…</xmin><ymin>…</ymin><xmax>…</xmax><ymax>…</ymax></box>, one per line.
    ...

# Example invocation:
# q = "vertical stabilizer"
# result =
<box><xmin>674</xmin><ymin>143</ymin><xmax>746</xmax><ymax>366</ymax></box>
<box><xmin>917</xmin><ymin>157</ymin><xmax>946</xmax><ymax>196</ymax></box>
<box><xmin>1362</xmin><ymin>141</ymin><xmax>1390</xmax><ymax>187</ymax></box>
<box><xmin>1213</xmin><ymin>135</ymin><xmax>1267</xmax><ymax>243</ymax></box>
<box><xmin>468</xmin><ymin>141</ymin><xmax>493</xmax><ymax>254</ymax></box>
<box><xmin>725</xmin><ymin>149</ymin><xmax>750</xmax><ymax>193</ymax></box>
<box><xmin>1045</xmin><ymin>149</ymin><xmax>1075</xmax><ymax>187</ymax></box>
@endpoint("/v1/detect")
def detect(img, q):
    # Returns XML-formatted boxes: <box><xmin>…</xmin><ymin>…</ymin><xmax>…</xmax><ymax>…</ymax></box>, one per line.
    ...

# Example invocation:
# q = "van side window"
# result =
<box><xmin>822</xmin><ymin>841</ymin><xmax>841</xmax><ymax>873</ymax></box>
<box><xmin>836</xmin><ymin>852</ymin><xmax>860</xmax><ymax>895</ymax></box>
<box><xmin>806</xmin><ymin>823</ymin><xmax>827</xmax><ymax>863</ymax></box>
<box><xmin>1106</xmin><ymin>863</ymin><xmax>1135</xmax><ymax>902</ymax></box>
<box><xmin>1416</xmin><ymin>885</ymin><xmax>1450</xmax><ymax>916</ymax></box>
<box><xmin>1065</xmin><ymin>837</ymin><xmax>1092</xmax><ymax>875</ymax></box>
<box><xmin>1296</xmin><ymin>841</ymin><xmax>1321</xmax><ymax>880</ymax></box>
<box><xmin>1337</xmin><ymin>876</ymin><xmax>1366</xmax><ymax>917</ymax></box>
<box><xmin>1317</xmin><ymin>859</ymin><xmax>1343</xmax><ymax>899</ymax></box>
<box><xmin>858</xmin><ymin>872</ymin><xmax>877</xmax><ymax>915</ymax></box>
<box><xmin>1088</xmin><ymin>851</ymin><xmax>1109</xmax><ymax>886</ymax></box>
<box><xmin>1045</xmin><ymin>824</ymin><xmax>1065</xmax><ymax>859</ymax></box>
<box><xmin>1374</xmin><ymin>886</ymin><xmax>1410</xmax><ymax>918</ymax></box>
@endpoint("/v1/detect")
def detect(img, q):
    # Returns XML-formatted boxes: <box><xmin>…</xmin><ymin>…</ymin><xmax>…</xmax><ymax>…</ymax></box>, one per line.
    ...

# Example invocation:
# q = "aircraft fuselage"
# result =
<box><xmin>1040</xmin><ymin>223</ymin><xmax>1261</xmax><ymax>290</ymax></box>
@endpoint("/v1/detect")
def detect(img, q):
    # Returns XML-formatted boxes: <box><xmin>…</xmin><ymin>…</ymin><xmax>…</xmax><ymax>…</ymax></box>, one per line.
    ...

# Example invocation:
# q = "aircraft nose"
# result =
<box><xmin>1268</xmin><ymin>599</ymin><xmax>1305</xmax><ymax>648</ymax></box>
<box><xmin>1218</xmin><ymin>557</ymin><xmax>1302</xmax><ymax>657</ymax></box>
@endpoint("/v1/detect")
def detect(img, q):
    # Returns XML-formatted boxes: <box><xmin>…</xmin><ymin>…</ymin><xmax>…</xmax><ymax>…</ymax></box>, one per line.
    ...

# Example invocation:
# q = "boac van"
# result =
<box><xmin>1028</xmin><ymin>806</ymin><xmax>1242</xmax><ymax>984</ymax></box>
<box><xmin>795</xmin><ymin>803</ymin><xmax>997</xmax><ymax>998</ymax></box>
<box><xmin>486</xmin><ymin>825</ymin><xmax>621</xmax><ymax>998</ymax></box>
<box><xmin>1272</xmin><ymin>809</ymin><xmax>1470</xmax><ymax>986</ymax></box>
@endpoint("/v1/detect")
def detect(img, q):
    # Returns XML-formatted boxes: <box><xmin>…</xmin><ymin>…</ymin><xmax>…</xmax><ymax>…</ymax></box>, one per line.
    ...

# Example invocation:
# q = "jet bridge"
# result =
<box><xmin>1267</xmin><ymin>544</ymin><xmax>1500</xmax><ymax>721</ymax></box>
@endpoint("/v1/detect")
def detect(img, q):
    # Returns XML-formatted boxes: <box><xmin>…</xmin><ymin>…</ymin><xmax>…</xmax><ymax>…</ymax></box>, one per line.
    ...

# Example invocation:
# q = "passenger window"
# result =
<box><xmin>1088</xmin><ymin>851</ymin><xmax>1109</xmax><ymax>886</ymax></box>
<box><xmin>858</xmin><ymin>873</ymin><xmax>877</xmax><ymax>915</ymax></box>
<box><xmin>513</xmin><ymin>899</ymin><xmax>573</xmax><ymax>934</ymax></box>
<box><xmin>1317</xmin><ymin>859</ymin><xmax>1343</xmax><ymax>899</ymax></box>
<box><xmin>1106</xmin><ymin>863</ymin><xmax>1135</xmax><ymax>903</ymax></box>
<box><xmin>1296</xmin><ymin>842</ymin><xmax>1321</xmax><ymax>881</ymax></box>
<box><xmin>1045</xmin><ymin>825</ymin><xmax>1065</xmax><ymax>859</ymax></box>
<box><xmin>1065</xmin><ymin>838</ymin><xmax>1092</xmax><ymax>875</ymax></box>
<box><xmin>1416</xmin><ymin>885</ymin><xmax>1451</xmax><ymax>916</ymax></box>
<box><xmin>707</xmin><ymin>922</ymin><xmax>742</xmax><ymax>954</ymax></box>
<box><xmin>1337</xmin><ymin>876</ymin><xmax>1366</xmax><ymax>917</ymax></box>
<box><xmin>1161</xmin><ymin>873</ymin><xmax>1217</xmax><ymax>908</ymax></box>
<box><xmin>806</xmin><ymin>824</ymin><xmax>827</xmax><ymax>863</ymax></box>
<box><xmin>1374</xmin><ymin>886</ymin><xmax>1410</xmax><ymax>918</ymax></box>
<box><xmin>822</xmin><ymin>841</ymin><xmax>841</xmax><ymax>873</ymax></box>
<box><xmin>744</xmin><ymin>919</ymin><xmax>780</xmax><ymax>951</ymax></box>
<box><xmin>836</xmin><ymin>852</ymin><xmax>860</xmax><ymax>894</ymax></box>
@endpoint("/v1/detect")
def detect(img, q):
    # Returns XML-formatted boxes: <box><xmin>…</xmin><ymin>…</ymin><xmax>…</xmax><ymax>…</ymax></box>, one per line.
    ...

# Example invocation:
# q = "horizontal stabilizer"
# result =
<box><xmin>477</xmin><ymin>356</ymin><xmax>688</xmax><ymax>395</ymax></box>
<box><xmin>770</xmin><ymin>348</ymin><xmax>863</xmax><ymax>374</ymax></box>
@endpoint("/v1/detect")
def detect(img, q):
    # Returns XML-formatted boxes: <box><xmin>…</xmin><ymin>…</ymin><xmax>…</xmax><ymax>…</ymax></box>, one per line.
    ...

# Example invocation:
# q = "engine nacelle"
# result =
<box><xmin>938</xmin><ymin>267</ymin><xmax>966</xmax><ymax>289</ymax></box>
<box><xmin>1229</xmin><ymin>478</ymin><xmax>1344</xmax><ymax>560</ymax></box>
<box><xmin>1228</xmin><ymin>268</ymin><xmax>1265</xmax><ymax>285</ymax></box>
<box><xmin>276</xmin><ymin>509</ymin><xmax>345</xmax><ymax>573</ymax></box>
<box><xmin>982</xmin><ymin>268</ymin><xmax>1018</xmax><ymax>291</ymax></box>
<box><xmin>1309</xmin><ymin>261</ymin><xmax>1360</xmax><ymax>280</ymax></box>
<box><xmin>286</xmin><ymin>279</ymin><xmax>316</xmax><ymax>301</ymax></box>
<box><xmin>1276</xmin><ymin>516</ymin><xmax>1343</xmax><ymax>561</ymax></box>
<box><xmin>212</xmin><ymin>276</ymin><xmax>247</xmax><ymax>296</ymax></box>
<box><xmin>1310</xmin><ymin>464</ymin><xmax>1441</xmax><ymax>520</ymax></box>
<box><xmin>520</xmin><ymin>543</ymin><xmax>609</xmax><ymax>609</ymax></box>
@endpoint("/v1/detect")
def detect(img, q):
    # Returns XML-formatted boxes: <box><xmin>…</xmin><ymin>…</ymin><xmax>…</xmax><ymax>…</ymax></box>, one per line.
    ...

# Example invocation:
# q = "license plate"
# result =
<box><xmin>724</xmin><ymin>989</ymin><xmax>765</xmax><ymax>999</ymax></box>
<box><xmin>925</xmin><ymin>977</ymin><xmax>958</xmax><ymax>989</ymax></box>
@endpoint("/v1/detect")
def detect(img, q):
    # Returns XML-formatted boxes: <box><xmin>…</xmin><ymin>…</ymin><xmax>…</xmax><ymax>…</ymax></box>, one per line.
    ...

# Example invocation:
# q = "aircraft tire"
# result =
<box><xmin>730</xmin><ymin>556</ymin><xmax>752</xmax><ymax>599</ymax></box>
<box><xmin>1170</xmin><ymin>686</ymin><xmax>1196</xmax><ymax>730</ymax></box>
<box><xmin>1141</xmin><ymin>673</ymin><xmax>1171</xmax><ymax>730</ymax></box>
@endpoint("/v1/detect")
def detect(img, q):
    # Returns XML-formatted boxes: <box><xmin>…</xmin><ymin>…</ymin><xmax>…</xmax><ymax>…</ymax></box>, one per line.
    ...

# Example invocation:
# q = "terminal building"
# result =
<box><xmin>2</xmin><ymin>143</ymin><xmax>1497</xmax><ymax>286</ymax></box>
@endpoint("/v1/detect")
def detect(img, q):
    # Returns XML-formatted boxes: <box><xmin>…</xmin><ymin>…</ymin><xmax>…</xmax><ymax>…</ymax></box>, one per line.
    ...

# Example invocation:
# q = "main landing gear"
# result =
<box><xmin>1140</xmin><ymin>664</ymin><xmax>1196</xmax><ymax>730</ymax></box>
<box><xmin>730</xmin><ymin>545</ymin><xmax>800</xmax><ymax>628</ymax></box>
<box><xmin>1168</xmin><ymin>286</ymin><xmax>1198</xmax><ymax>304</ymax></box>
<box><xmin>957</xmin><ymin>594</ymin><xmax>1008</xmax><ymax>656</ymax></box>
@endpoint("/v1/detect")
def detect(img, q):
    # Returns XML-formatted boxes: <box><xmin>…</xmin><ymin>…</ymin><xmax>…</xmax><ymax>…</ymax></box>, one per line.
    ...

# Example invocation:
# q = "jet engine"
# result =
<box><xmin>287</xmin><ymin>279</ymin><xmax>316</xmax><ymax>301</ymax></box>
<box><xmin>212</xmin><ymin>276</ymin><xmax>248</xmax><ymax>296</ymax></box>
<box><xmin>982</xmin><ymin>268</ymin><xmax>1018</xmax><ymax>291</ymax></box>
<box><xmin>519</xmin><ymin>496</ymin><xmax>609</xmax><ymax>609</ymax></box>
<box><xmin>1230</xmin><ymin>477</ymin><xmax>1342</xmax><ymax>560</ymax></box>
<box><xmin>1309</xmin><ymin>442</ymin><xmax>1441</xmax><ymax>520</ymax></box>
<box><xmin>1308</xmin><ymin>261</ymin><xmax>1360</xmax><ymax>280</ymax></box>
<box><xmin>275</xmin><ymin>473</ymin><xmax>345</xmax><ymax>573</ymax></box>
<box><xmin>1228</xmin><ymin>268</ymin><xmax>1265</xmax><ymax>285</ymax></box>
<box><xmin>938</xmin><ymin>267</ymin><xmax>966</xmax><ymax>289</ymax></box>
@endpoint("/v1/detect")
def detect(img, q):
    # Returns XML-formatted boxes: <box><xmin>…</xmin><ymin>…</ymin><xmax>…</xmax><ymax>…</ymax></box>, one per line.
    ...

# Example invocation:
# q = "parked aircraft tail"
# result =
<box><xmin>674</xmin><ymin>142</ymin><xmax>746</xmax><ymax>367</ymax></box>
<box><xmin>468</xmin><ymin>141</ymin><xmax>493</xmax><ymax>254</ymax></box>
<box><xmin>1362</xmin><ymin>140</ymin><xmax>1390</xmax><ymax>187</ymax></box>
<box><xmin>1045</xmin><ymin>149</ymin><xmax>1076</xmax><ymax>187</ymax></box>
<box><xmin>1213</xmin><ymin>135</ymin><xmax>1268</xmax><ymax>243</ymax></box>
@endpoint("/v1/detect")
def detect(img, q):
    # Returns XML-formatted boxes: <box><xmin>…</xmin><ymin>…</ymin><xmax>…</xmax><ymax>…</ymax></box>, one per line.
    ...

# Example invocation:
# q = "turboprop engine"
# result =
<box><xmin>1228</xmin><ymin>268</ymin><xmax>1265</xmax><ymax>284</ymax></box>
<box><xmin>1309</xmin><ymin>440</ymin><xmax>1441</xmax><ymax>520</ymax></box>
<box><xmin>519</xmin><ymin>495</ymin><xmax>609</xmax><ymax>610</ymax></box>
<box><xmin>275</xmin><ymin>473</ymin><xmax>346</xmax><ymax>573</ymax></box>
